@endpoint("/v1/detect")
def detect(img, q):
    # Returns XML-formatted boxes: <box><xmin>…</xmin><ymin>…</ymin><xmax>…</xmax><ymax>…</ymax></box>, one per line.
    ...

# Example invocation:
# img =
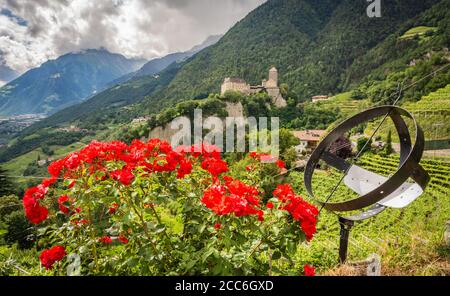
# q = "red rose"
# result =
<box><xmin>272</xmin><ymin>184</ymin><xmax>318</xmax><ymax>241</ymax></box>
<box><xmin>109</xmin><ymin>203</ymin><xmax>119</xmax><ymax>214</ymax></box>
<box><xmin>57</xmin><ymin>195</ymin><xmax>71</xmax><ymax>215</ymax></box>
<box><xmin>214</xmin><ymin>223</ymin><xmax>222</xmax><ymax>230</ymax></box>
<box><xmin>276</xmin><ymin>160</ymin><xmax>285</xmax><ymax>169</ymax></box>
<box><xmin>201</xmin><ymin>157</ymin><xmax>228</xmax><ymax>177</ymax></box>
<box><xmin>48</xmin><ymin>159</ymin><xmax>64</xmax><ymax>177</ymax></box>
<box><xmin>42</xmin><ymin>177</ymin><xmax>57</xmax><ymax>187</ymax></box>
<box><xmin>39</xmin><ymin>246</ymin><xmax>66</xmax><ymax>270</ymax></box>
<box><xmin>177</xmin><ymin>158</ymin><xmax>193</xmax><ymax>179</ymax></box>
<box><xmin>99</xmin><ymin>236</ymin><xmax>113</xmax><ymax>244</ymax></box>
<box><xmin>266</xmin><ymin>202</ymin><xmax>274</xmax><ymax>209</ymax></box>
<box><xmin>111</xmin><ymin>168</ymin><xmax>135</xmax><ymax>186</ymax></box>
<box><xmin>304</xmin><ymin>264</ymin><xmax>315</xmax><ymax>276</ymax></box>
<box><xmin>65</xmin><ymin>153</ymin><xmax>81</xmax><ymax>170</ymax></box>
<box><xmin>23</xmin><ymin>186</ymin><xmax>49</xmax><ymax>224</ymax></box>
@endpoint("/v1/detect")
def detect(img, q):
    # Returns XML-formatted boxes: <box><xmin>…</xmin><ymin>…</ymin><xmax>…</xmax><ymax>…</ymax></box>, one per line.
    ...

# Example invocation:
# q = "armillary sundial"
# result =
<box><xmin>304</xmin><ymin>106</ymin><xmax>430</xmax><ymax>263</ymax></box>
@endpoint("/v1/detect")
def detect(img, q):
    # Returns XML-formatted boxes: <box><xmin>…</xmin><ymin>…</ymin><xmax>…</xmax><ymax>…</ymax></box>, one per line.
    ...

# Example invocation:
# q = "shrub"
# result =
<box><xmin>21</xmin><ymin>139</ymin><xmax>318</xmax><ymax>275</ymax></box>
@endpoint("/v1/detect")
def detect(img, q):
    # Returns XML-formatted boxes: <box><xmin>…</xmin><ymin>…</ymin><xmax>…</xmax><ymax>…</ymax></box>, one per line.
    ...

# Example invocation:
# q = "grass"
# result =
<box><xmin>399</xmin><ymin>26</ymin><xmax>437</xmax><ymax>40</ymax></box>
<box><xmin>2</xmin><ymin>142</ymin><xmax>86</xmax><ymax>189</ymax></box>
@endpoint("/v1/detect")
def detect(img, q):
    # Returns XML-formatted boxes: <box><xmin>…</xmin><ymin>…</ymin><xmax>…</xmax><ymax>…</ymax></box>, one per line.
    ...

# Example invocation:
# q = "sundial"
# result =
<box><xmin>304</xmin><ymin>106</ymin><xmax>430</xmax><ymax>263</ymax></box>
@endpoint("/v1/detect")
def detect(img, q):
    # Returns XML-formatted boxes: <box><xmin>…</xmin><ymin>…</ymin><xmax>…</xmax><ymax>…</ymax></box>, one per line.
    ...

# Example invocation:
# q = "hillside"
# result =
<box><xmin>0</xmin><ymin>49</ymin><xmax>145</xmax><ymax>116</ymax></box>
<box><xmin>366</xmin><ymin>84</ymin><xmax>450</xmax><ymax>147</ymax></box>
<box><xmin>1</xmin><ymin>0</ymin><xmax>450</xmax><ymax>165</ymax></box>
<box><xmin>137</xmin><ymin>0</ymin><xmax>442</xmax><ymax>113</ymax></box>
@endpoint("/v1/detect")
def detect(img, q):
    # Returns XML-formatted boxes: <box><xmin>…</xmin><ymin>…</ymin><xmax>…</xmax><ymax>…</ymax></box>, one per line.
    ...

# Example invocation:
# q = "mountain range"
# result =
<box><xmin>0</xmin><ymin>34</ymin><xmax>222</xmax><ymax>117</ymax></box>
<box><xmin>0</xmin><ymin>49</ymin><xmax>146</xmax><ymax>116</ymax></box>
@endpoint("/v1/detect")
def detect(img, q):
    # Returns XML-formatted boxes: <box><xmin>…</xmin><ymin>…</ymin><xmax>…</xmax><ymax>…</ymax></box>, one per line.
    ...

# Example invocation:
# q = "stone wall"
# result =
<box><xmin>148</xmin><ymin>101</ymin><xmax>245</xmax><ymax>144</ymax></box>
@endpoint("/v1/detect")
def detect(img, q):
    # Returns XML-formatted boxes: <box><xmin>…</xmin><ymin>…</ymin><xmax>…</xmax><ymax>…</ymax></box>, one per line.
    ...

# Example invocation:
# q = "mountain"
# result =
<box><xmin>134</xmin><ymin>35</ymin><xmax>222</xmax><ymax>78</ymax></box>
<box><xmin>107</xmin><ymin>34</ymin><xmax>223</xmax><ymax>87</ymax></box>
<box><xmin>0</xmin><ymin>48</ymin><xmax>145</xmax><ymax>116</ymax></box>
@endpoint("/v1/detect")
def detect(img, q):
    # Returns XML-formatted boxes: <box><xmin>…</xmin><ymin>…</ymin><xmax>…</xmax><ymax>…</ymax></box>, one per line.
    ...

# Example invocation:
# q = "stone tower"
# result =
<box><xmin>269</xmin><ymin>67</ymin><xmax>278</xmax><ymax>83</ymax></box>
<box><xmin>265</xmin><ymin>67</ymin><xmax>278</xmax><ymax>88</ymax></box>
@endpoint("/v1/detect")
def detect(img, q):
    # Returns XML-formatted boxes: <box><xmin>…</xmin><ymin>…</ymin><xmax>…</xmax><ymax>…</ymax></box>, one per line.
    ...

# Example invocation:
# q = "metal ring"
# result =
<box><xmin>304</xmin><ymin>106</ymin><xmax>430</xmax><ymax>219</ymax></box>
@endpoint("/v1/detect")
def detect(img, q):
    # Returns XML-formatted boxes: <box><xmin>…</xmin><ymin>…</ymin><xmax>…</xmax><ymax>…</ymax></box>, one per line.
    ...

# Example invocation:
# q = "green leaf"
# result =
<box><xmin>272</xmin><ymin>251</ymin><xmax>281</xmax><ymax>260</ymax></box>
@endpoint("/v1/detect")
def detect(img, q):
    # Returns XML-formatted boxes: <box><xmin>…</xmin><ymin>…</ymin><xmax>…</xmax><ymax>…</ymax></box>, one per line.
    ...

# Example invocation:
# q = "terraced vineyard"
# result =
<box><xmin>290</xmin><ymin>153</ymin><xmax>449</xmax><ymax>275</ymax></box>
<box><xmin>399</xmin><ymin>26</ymin><xmax>438</xmax><ymax>40</ymax></box>
<box><xmin>367</xmin><ymin>84</ymin><xmax>450</xmax><ymax>143</ymax></box>
<box><xmin>311</xmin><ymin>92</ymin><xmax>370</xmax><ymax>117</ymax></box>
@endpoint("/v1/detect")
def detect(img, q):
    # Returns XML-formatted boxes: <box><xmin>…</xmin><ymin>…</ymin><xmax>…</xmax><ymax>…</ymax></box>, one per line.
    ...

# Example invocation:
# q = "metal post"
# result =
<box><xmin>338</xmin><ymin>217</ymin><xmax>354</xmax><ymax>264</ymax></box>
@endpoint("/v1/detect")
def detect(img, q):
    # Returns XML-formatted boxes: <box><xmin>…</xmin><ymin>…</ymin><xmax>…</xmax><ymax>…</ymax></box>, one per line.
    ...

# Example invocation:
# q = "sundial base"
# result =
<box><xmin>338</xmin><ymin>217</ymin><xmax>354</xmax><ymax>264</ymax></box>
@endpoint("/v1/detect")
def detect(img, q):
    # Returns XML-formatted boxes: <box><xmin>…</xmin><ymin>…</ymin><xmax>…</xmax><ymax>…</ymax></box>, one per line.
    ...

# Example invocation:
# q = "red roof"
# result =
<box><xmin>292</xmin><ymin>130</ymin><xmax>326</xmax><ymax>142</ymax></box>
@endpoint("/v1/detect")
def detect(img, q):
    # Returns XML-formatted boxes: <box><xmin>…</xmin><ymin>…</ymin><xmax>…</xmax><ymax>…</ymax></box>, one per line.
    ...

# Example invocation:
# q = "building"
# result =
<box><xmin>292</xmin><ymin>130</ymin><xmax>326</xmax><ymax>153</ymax></box>
<box><xmin>132</xmin><ymin>116</ymin><xmax>151</xmax><ymax>125</ymax></box>
<box><xmin>311</xmin><ymin>95</ymin><xmax>330</xmax><ymax>103</ymax></box>
<box><xmin>220</xmin><ymin>67</ymin><xmax>287</xmax><ymax>108</ymax></box>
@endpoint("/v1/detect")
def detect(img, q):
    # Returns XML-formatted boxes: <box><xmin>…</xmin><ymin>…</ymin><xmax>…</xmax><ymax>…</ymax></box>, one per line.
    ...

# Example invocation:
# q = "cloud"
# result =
<box><xmin>0</xmin><ymin>0</ymin><xmax>266</xmax><ymax>76</ymax></box>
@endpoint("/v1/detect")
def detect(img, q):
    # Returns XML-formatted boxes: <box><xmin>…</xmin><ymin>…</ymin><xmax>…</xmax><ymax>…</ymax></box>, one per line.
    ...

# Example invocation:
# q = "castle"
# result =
<box><xmin>220</xmin><ymin>67</ymin><xmax>287</xmax><ymax>108</ymax></box>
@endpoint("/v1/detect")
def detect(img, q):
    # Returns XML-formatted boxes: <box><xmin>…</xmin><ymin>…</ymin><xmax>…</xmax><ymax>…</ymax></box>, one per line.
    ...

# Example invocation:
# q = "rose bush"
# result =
<box><xmin>23</xmin><ymin>138</ymin><xmax>318</xmax><ymax>275</ymax></box>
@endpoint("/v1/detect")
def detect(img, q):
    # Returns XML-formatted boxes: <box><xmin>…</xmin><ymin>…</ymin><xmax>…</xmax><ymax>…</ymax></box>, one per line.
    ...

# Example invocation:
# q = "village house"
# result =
<box><xmin>220</xmin><ymin>67</ymin><xmax>287</xmax><ymax>108</ymax></box>
<box><xmin>292</xmin><ymin>130</ymin><xmax>326</xmax><ymax>154</ymax></box>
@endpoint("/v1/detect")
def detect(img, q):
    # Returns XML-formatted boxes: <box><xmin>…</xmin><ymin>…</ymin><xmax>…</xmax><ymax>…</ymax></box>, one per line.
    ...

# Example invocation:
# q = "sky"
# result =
<box><xmin>0</xmin><ymin>0</ymin><xmax>266</xmax><ymax>86</ymax></box>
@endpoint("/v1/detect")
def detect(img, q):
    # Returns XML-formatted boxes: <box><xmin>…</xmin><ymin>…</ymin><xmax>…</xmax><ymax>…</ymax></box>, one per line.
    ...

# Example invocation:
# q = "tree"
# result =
<box><xmin>0</xmin><ymin>195</ymin><xmax>34</xmax><ymax>249</ymax></box>
<box><xmin>4</xmin><ymin>211</ymin><xmax>34</xmax><ymax>249</ymax></box>
<box><xmin>350</xmin><ymin>89</ymin><xmax>367</xmax><ymax>100</ymax></box>
<box><xmin>280</xmin><ymin>83</ymin><xmax>289</xmax><ymax>97</ymax></box>
<box><xmin>383</xmin><ymin>130</ymin><xmax>393</xmax><ymax>156</ymax></box>
<box><xmin>357</xmin><ymin>137</ymin><xmax>373</xmax><ymax>154</ymax></box>
<box><xmin>279</xmin><ymin>128</ymin><xmax>300</xmax><ymax>155</ymax></box>
<box><xmin>0</xmin><ymin>167</ymin><xmax>15</xmax><ymax>197</ymax></box>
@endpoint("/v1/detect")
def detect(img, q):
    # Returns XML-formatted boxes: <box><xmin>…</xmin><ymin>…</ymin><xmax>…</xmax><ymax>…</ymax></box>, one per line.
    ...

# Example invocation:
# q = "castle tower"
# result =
<box><xmin>265</xmin><ymin>67</ymin><xmax>278</xmax><ymax>88</ymax></box>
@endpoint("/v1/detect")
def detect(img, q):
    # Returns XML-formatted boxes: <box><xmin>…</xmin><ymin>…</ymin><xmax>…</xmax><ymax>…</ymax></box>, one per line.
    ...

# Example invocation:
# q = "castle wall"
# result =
<box><xmin>221</xmin><ymin>81</ymin><xmax>250</xmax><ymax>96</ymax></box>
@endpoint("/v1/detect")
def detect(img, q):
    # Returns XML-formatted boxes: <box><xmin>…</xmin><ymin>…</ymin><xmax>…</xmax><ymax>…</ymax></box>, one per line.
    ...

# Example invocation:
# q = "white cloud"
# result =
<box><xmin>0</xmin><ymin>0</ymin><xmax>266</xmax><ymax>75</ymax></box>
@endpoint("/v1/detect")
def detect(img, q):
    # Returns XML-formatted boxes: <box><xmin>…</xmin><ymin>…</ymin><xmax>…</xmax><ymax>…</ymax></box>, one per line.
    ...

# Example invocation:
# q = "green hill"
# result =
<box><xmin>366</xmin><ymin>84</ymin><xmax>450</xmax><ymax>145</ymax></box>
<box><xmin>138</xmin><ymin>0</ymin><xmax>442</xmax><ymax>112</ymax></box>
